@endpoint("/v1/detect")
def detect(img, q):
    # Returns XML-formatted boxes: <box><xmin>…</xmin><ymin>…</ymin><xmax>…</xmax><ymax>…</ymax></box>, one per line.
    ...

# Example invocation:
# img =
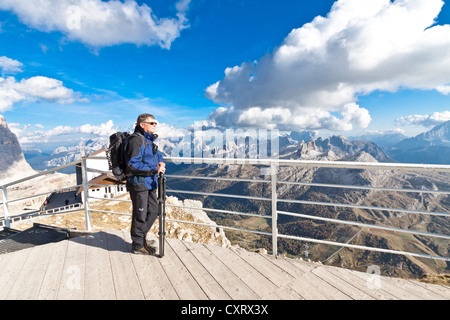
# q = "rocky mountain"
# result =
<box><xmin>166</xmin><ymin>138</ymin><xmax>449</xmax><ymax>279</ymax></box>
<box><xmin>0</xmin><ymin>115</ymin><xmax>76</xmax><ymax>219</ymax></box>
<box><xmin>280</xmin><ymin>135</ymin><xmax>392</xmax><ymax>162</ymax></box>
<box><xmin>396</xmin><ymin>121</ymin><xmax>450</xmax><ymax>149</ymax></box>
<box><xmin>350</xmin><ymin>131</ymin><xmax>408</xmax><ymax>149</ymax></box>
<box><xmin>0</xmin><ymin>115</ymin><xmax>36</xmax><ymax>184</ymax></box>
<box><xmin>387</xmin><ymin>121</ymin><xmax>450</xmax><ymax>164</ymax></box>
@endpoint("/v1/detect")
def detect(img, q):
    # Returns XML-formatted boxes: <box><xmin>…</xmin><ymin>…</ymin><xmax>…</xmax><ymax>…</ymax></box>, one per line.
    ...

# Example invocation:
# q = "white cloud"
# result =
<box><xmin>0</xmin><ymin>75</ymin><xmax>82</xmax><ymax>112</ymax></box>
<box><xmin>206</xmin><ymin>0</ymin><xmax>450</xmax><ymax>131</ymax></box>
<box><xmin>0</xmin><ymin>0</ymin><xmax>190</xmax><ymax>49</ymax></box>
<box><xmin>0</xmin><ymin>56</ymin><xmax>23</xmax><ymax>75</ymax></box>
<box><xmin>395</xmin><ymin>111</ymin><xmax>450</xmax><ymax>127</ymax></box>
<box><xmin>0</xmin><ymin>56</ymin><xmax>86</xmax><ymax>112</ymax></box>
<box><xmin>16</xmin><ymin>120</ymin><xmax>118</xmax><ymax>145</ymax></box>
<box><xmin>79</xmin><ymin>120</ymin><xmax>116</xmax><ymax>136</ymax></box>
<box><xmin>436</xmin><ymin>85</ymin><xmax>450</xmax><ymax>95</ymax></box>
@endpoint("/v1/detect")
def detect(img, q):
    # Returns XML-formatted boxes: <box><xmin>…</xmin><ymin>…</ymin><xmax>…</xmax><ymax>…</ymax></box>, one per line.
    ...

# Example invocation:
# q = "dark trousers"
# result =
<box><xmin>129</xmin><ymin>188</ymin><xmax>159</xmax><ymax>249</ymax></box>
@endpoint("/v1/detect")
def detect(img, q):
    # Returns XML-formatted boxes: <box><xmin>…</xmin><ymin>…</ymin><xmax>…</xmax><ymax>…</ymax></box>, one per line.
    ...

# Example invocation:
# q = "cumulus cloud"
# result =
<box><xmin>0</xmin><ymin>56</ymin><xmax>85</xmax><ymax>112</ymax></box>
<box><xmin>206</xmin><ymin>0</ymin><xmax>450</xmax><ymax>131</ymax></box>
<box><xmin>0</xmin><ymin>75</ymin><xmax>83</xmax><ymax>112</ymax></box>
<box><xmin>15</xmin><ymin>120</ymin><xmax>118</xmax><ymax>145</ymax></box>
<box><xmin>0</xmin><ymin>0</ymin><xmax>190</xmax><ymax>49</ymax></box>
<box><xmin>0</xmin><ymin>56</ymin><xmax>23</xmax><ymax>75</ymax></box>
<box><xmin>395</xmin><ymin>111</ymin><xmax>450</xmax><ymax>127</ymax></box>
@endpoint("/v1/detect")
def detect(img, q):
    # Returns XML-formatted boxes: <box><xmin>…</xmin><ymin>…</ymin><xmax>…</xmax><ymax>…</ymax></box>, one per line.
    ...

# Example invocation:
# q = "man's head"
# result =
<box><xmin>136</xmin><ymin>113</ymin><xmax>157</xmax><ymax>134</ymax></box>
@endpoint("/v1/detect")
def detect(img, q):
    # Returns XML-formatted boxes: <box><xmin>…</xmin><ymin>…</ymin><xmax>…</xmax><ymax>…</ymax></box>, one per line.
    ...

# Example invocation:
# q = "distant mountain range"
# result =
<box><xmin>20</xmin><ymin>120</ymin><xmax>450</xmax><ymax>172</ymax></box>
<box><xmin>385</xmin><ymin>121</ymin><xmax>450</xmax><ymax>164</ymax></box>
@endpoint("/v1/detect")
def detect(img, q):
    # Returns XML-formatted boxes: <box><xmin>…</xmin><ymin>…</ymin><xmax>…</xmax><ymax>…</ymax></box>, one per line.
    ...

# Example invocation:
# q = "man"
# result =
<box><xmin>124</xmin><ymin>113</ymin><xmax>165</xmax><ymax>255</ymax></box>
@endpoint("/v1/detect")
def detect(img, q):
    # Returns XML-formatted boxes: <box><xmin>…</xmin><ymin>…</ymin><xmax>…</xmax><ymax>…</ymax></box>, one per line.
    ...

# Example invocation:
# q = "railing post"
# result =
<box><xmin>1</xmin><ymin>186</ymin><xmax>10</xmax><ymax>228</ymax></box>
<box><xmin>271</xmin><ymin>163</ymin><xmax>278</xmax><ymax>258</ymax></box>
<box><xmin>81</xmin><ymin>157</ymin><xmax>92</xmax><ymax>231</ymax></box>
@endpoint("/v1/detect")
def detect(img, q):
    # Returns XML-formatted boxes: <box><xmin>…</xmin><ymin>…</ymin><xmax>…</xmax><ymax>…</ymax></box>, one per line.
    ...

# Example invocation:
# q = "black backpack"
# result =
<box><xmin>106</xmin><ymin>132</ymin><xmax>131</xmax><ymax>181</ymax></box>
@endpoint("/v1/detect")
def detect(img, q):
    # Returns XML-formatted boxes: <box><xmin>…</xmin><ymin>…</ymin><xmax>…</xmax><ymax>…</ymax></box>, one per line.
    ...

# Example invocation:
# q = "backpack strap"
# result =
<box><xmin>125</xmin><ymin>132</ymin><xmax>158</xmax><ymax>177</ymax></box>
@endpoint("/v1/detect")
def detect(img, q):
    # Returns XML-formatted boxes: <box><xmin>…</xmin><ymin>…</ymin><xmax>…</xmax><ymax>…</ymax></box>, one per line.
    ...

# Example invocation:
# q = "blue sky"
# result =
<box><xmin>0</xmin><ymin>0</ymin><xmax>449</xmax><ymax>151</ymax></box>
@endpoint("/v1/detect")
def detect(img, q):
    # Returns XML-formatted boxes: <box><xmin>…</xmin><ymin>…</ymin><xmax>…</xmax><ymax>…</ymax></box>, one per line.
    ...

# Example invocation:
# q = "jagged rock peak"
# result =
<box><xmin>0</xmin><ymin>114</ymin><xmax>7</xmax><ymax>129</ymax></box>
<box><xmin>0</xmin><ymin>114</ymin><xmax>35</xmax><ymax>183</ymax></box>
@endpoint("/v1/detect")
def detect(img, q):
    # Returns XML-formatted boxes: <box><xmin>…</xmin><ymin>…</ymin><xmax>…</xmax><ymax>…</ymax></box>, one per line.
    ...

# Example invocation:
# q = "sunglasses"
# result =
<box><xmin>142</xmin><ymin>121</ymin><xmax>157</xmax><ymax>126</ymax></box>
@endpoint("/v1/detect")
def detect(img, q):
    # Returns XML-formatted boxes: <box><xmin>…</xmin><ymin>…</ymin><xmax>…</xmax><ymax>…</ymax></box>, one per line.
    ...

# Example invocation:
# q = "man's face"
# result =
<box><xmin>140</xmin><ymin>117</ymin><xmax>157</xmax><ymax>134</ymax></box>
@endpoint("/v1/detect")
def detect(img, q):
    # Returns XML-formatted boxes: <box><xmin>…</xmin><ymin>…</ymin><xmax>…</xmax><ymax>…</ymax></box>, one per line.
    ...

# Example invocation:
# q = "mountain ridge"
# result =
<box><xmin>0</xmin><ymin>115</ymin><xmax>36</xmax><ymax>184</ymax></box>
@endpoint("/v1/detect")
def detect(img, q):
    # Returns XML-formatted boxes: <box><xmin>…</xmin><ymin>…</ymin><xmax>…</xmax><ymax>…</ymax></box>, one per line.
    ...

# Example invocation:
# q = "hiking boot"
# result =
<box><xmin>144</xmin><ymin>241</ymin><xmax>157</xmax><ymax>255</ymax></box>
<box><xmin>132</xmin><ymin>245</ymin><xmax>153</xmax><ymax>255</ymax></box>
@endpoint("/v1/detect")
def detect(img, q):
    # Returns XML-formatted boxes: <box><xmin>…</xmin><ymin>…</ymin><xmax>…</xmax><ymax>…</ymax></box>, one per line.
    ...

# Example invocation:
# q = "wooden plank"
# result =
<box><xmin>0</xmin><ymin>248</ymin><xmax>33</xmax><ymax>299</ymax></box>
<box><xmin>408</xmin><ymin>280</ymin><xmax>450</xmax><ymax>299</ymax></box>
<box><xmin>105</xmin><ymin>230</ymin><xmax>144</xmax><ymax>300</ymax></box>
<box><xmin>124</xmin><ymin>232</ymin><xmax>179</xmax><ymax>300</ymax></box>
<box><xmin>182</xmin><ymin>240</ymin><xmax>260</xmax><ymax>300</ymax></box>
<box><xmin>168</xmin><ymin>238</ymin><xmax>231</xmax><ymax>300</ymax></box>
<box><xmin>1</xmin><ymin>230</ymin><xmax>444</xmax><ymax>301</ymax></box>
<box><xmin>319</xmin><ymin>265</ymin><xmax>399</xmax><ymax>300</ymax></box>
<box><xmin>227</xmin><ymin>247</ymin><xmax>317</xmax><ymax>299</ymax></box>
<box><xmin>204</xmin><ymin>243</ymin><xmax>301</xmax><ymax>300</ymax></box>
<box><xmin>5</xmin><ymin>242</ymin><xmax>54</xmax><ymax>300</ymax></box>
<box><xmin>37</xmin><ymin>240</ymin><xmax>69</xmax><ymax>300</ymax></box>
<box><xmin>264</xmin><ymin>255</ymin><xmax>317</xmax><ymax>278</ymax></box>
<box><xmin>386</xmin><ymin>277</ymin><xmax>448</xmax><ymax>300</ymax></box>
<box><xmin>257</xmin><ymin>254</ymin><xmax>351</xmax><ymax>300</ymax></box>
<box><xmin>291</xmin><ymin>270</ymin><xmax>352</xmax><ymax>300</ymax></box>
<box><xmin>347</xmin><ymin>268</ymin><xmax>430</xmax><ymax>300</ymax></box>
<box><xmin>57</xmin><ymin>235</ymin><xmax>86</xmax><ymax>300</ymax></box>
<box><xmin>311</xmin><ymin>266</ymin><xmax>375</xmax><ymax>300</ymax></box>
<box><xmin>158</xmin><ymin>239</ymin><xmax>209</xmax><ymax>300</ymax></box>
<box><xmin>84</xmin><ymin>232</ymin><xmax>116</xmax><ymax>300</ymax></box>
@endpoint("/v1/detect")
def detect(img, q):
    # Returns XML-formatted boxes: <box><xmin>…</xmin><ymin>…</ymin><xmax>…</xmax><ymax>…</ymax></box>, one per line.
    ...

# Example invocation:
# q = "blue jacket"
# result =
<box><xmin>124</xmin><ymin>126</ymin><xmax>164</xmax><ymax>191</ymax></box>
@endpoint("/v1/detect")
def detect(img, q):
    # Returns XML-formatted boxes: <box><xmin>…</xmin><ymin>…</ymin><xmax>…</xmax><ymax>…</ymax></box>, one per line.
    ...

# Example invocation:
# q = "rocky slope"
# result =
<box><xmin>15</xmin><ymin>194</ymin><xmax>232</xmax><ymax>249</ymax></box>
<box><xmin>0</xmin><ymin>115</ymin><xmax>75</xmax><ymax>218</ymax></box>
<box><xmin>0</xmin><ymin>115</ymin><xmax>36</xmax><ymax>184</ymax></box>
<box><xmin>167</xmin><ymin>142</ymin><xmax>449</xmax><ymax>279</ymax></box>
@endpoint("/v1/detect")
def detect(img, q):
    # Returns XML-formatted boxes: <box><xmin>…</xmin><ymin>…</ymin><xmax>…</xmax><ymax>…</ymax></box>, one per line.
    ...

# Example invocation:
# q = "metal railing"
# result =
<box><xmin>1</xmin><ymin>154</ymin><xmax>449</xmax><ymax>263</ymax></box>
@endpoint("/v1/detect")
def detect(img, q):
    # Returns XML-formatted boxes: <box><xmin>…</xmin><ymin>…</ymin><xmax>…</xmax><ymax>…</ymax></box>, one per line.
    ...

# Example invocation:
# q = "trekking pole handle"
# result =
<box><xmin>158</xmin><ymin>172</ymin><xmax>166</xmax><ymax>201</ymax></box>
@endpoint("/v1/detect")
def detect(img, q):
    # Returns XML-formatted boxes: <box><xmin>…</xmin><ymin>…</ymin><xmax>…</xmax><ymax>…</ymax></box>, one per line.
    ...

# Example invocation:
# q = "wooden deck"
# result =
<box><xmin>0</xmin><ymin>230</ymin><xmax>448</xmax><ymax>300</ymax></box>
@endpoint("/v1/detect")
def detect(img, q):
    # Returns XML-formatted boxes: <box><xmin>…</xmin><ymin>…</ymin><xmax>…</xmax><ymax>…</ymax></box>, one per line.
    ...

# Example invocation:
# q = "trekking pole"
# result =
<box><xmin>157</xmin><ymin>172</ymin><xmax>167</xmax><ymax>258</ymax></box>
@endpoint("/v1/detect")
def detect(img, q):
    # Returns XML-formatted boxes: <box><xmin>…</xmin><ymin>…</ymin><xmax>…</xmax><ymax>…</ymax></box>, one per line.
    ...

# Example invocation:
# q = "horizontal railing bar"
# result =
<box><xmin>278</xmin><ymin>210</ymin><xmax>450</xmax><ymax>240</ymax></box>
<box><xmin>278</xmin><ymin>198</ymin><xmax>450</xmax><ymax>218</ymax></box>
<box><xmin>3</xmin><ymin>206</ymin><xmax>85</xmax><ymax>225</ymax></box>
<box><xmin>88</xmin><ymin>196</ymin><xmax>130</xmax><ymax>202</ymax></box>
<box><xmin>1</xmin><ymin>158</ymin><xmax>83</xmax><ymax>188</ymax></box>
<box><xmin>88</xmin><ymin>208</ymin><xmax>272</xmax><ymax>237</ymax></box>
<box><xmin>6</xmin><ymin>184</ymin><xmax>83</xmax><ymax>204</ymax></box>
<box><xmin>164</xmin><ymin>157</ymin><xmax>450</xmax><ymax>172</ymax></box>
<box><xmin>86</xmin><ymin>167</ymin><xmax>111</xmax><ymax>174</ymax></box>
<box><xmin>278</xmin><ymin>180</ymin><xmax>450</xmax><ymax>195</ymax></box>
<box><xmin>277</xmin><ymin>233</ymin><xmax>450</xmax><ymax>262</ymax></box>
<box><xmin>166</xmin><ymin>174</ymin><xmax>269</xmax><ymax>184</ymax></box>
<box><xmin>167</xmin><ymin>203</ymin><xmax>272</xmax><ymax>219</ymax></box>
<box><xmin>89</xmin><ymin>209</ymin><xmax>132</xmax><ymax>216</ymax></box>
<box><xmin>165</xmin><ymin>218</ymin><xmax>273</xmax><ymax>237</ymax></box>
<box><xmin>167</xmin><ymin>189</ymin><xmax>271</xmax><ymax>201</ymax></box>
<box><xmin>88</xmin><ymin>184</ymin><xmax>125</xmax><ymax>188</ymax></box>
